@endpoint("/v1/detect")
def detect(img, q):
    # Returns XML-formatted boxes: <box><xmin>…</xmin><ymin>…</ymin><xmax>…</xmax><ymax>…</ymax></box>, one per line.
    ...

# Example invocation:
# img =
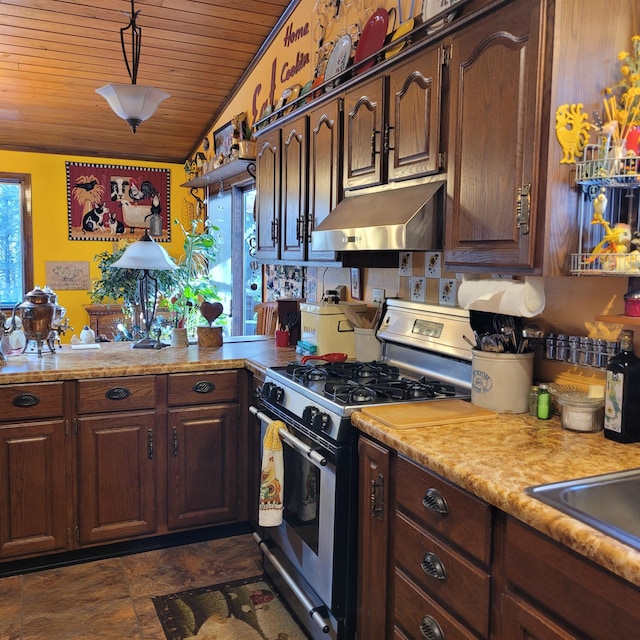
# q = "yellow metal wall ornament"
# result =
<box><xmin>555</xmin><ymin>103</ymin><xmax>591</xmax><ymax>164</ymax></box>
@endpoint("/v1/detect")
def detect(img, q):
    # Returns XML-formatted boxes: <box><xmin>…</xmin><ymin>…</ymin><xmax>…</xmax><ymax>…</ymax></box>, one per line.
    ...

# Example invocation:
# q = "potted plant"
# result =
<box><xmin>163</xmin><ymin>217</ymin><xmax>224</xmax><ymax>342</ymax></box>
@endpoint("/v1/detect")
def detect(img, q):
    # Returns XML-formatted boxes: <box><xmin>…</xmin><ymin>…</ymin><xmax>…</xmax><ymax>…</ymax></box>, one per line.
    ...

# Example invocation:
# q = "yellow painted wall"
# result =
<box><xmin>0</xmin><ymin>149</ymin><xmax>186</xmax><ymax>340</ymax></box>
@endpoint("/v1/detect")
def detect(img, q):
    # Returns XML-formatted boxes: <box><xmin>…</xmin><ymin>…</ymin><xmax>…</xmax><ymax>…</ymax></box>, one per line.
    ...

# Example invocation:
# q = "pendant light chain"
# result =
<box><xmin>120</xmin><ymin>0</ymin><xmax>142</xmax><ymax>84</ymax></box>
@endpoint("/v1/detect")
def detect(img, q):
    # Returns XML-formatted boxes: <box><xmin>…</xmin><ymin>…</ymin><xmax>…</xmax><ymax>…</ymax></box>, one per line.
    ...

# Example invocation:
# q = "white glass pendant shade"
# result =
<box><xmin>111</xmin><ymin>233</ymin><xmax>177</xmax><ymax>271</ymax></box>
<box><xmin>96</xmin><ymin>83</ymin><xmax>170</xmax><ymax>132</ymax></box>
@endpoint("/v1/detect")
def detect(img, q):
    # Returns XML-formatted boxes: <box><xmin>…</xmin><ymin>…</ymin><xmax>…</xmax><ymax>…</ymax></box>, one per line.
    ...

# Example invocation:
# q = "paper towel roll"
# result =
<box><xmin>458</xmin><ymin>277</ymin><xmax>545</xmax><ymax>317</ymax></box>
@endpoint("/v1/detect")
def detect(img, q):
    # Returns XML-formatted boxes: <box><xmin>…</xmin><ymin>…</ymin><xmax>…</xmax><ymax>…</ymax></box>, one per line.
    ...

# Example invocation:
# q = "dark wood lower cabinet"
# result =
<box><xmin>0</xmin><ymin>419</ymin><xmax>68</xmax><ymax>557</ymax></box>
<box><xmin>0</xmin><ymin>370</ymin><xmax>247</xmax><ymax>563</ymax></box>
<box><xmin>76</xmin><ymin>411</ymin><xmax>158</xmax><ymax>545</ymax></box>
<box><xmin>167</xmin><ymin>404</ymin><xmax>239</xmax><ymax>529</ymax></box>
<box><xmin>358</xmin><ymin>435</ymin><xmax>640</xmax><ymax>640</ymax></box>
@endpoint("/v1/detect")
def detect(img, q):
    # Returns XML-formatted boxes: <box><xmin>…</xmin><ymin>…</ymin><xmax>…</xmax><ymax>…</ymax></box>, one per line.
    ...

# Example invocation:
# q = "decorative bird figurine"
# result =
<box><xmin>555</xmin><ymin>103</ymin><xmax>590</xmax><ymax>164</ymax></box>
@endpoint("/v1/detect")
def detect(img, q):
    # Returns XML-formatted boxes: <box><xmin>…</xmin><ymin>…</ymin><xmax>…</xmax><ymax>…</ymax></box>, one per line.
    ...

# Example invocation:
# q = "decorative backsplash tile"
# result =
<box><xmin>439</xmin><ymin>278</ymin><xmax>459</xmax><ymax>306</ymax></box>
<box><xmin>425</xmin><ymin>251</ymin><xmax>442</xmax><ymax>279</ymax></box>
<box><xmin>410</xmin><ymin>277</ymin><xmax>426</xmax><ymax>302</ymax></box>
<box><xmin>399</xmin><ymin>251</ymin><xmax>413</xmax><ymax>275</ymax></box>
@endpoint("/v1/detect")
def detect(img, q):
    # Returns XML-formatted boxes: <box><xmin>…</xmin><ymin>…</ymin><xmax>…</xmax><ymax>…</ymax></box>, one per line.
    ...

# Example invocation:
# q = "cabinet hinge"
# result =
<box><xmin>442</xmin><ymin>44</ymin><xmax>451</xmax><ymax>67</ymax></box>
<box><xmin>438</xmin><ymin>151</ymin><xmax>446</xmax><ymax>170</ymax></box>
<box><xmin>64</xmin><ymin>418</ymin><xmax>69</xmax><ymax>436</ymax></box>
<box><xmin>75</xmin><ymin>526</ymin><xmax>80</xmax><ymax>543</ymax></box>
<box><xmin>73</xmin><ymin>417</ymin><xmax>78</xmax><ymax>434</ymax></box>
<box><xmin>66</xmin><ymin>528</ymin><xmax>71</xmax><ymax>544</ymax></box>
<box><xmin>338</xmin><ymin>97</ymin><xmax>344</xmax><ymax>113</ymax></box>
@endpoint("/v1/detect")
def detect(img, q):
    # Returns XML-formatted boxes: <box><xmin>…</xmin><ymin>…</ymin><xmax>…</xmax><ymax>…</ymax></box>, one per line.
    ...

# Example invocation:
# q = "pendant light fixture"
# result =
<box><xmin>96</xmin><ymin>0</ymin><xmax>169</xmax><ymax>133</ymax></box>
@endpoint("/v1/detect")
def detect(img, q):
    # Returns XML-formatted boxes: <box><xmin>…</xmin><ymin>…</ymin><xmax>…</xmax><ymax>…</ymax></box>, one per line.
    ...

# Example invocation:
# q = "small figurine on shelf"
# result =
<box><xmin>587</xmin><ymin>187</ymin><xmax>634</xmax><ymax>268</ymax></box>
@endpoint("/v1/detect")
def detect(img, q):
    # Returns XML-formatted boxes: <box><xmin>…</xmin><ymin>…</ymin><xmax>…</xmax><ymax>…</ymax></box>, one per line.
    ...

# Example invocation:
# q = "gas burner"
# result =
<box><xmin>325</xmin><ymin>381</ymin><xmax>406</xmax><ymax>405</ymax></box>
<box><xmin>287</xmin><ymin>364</ymin><xmax>330</xmax><ymax>385</ymax></box>
<box><xmin>323</xmin><ymin>361</ymin><xmax>401</xmax><ymax>383</ymax></box>
<box><xmin>417</xmin><ymin>378</ymin><xmax>457</xmax><ymax>397</ymax></box>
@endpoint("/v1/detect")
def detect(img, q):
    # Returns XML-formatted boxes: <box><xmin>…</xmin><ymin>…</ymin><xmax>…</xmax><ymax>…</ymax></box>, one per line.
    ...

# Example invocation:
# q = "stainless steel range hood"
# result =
<box><xmin>311</xmin><ymin>181</ymin><xmax>444</xmax><ymax>252</ymax></box>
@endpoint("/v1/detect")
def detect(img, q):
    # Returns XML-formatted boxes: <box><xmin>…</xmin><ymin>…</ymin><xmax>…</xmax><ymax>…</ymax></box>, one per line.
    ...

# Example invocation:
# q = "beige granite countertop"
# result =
<box><xmin>0</xmin><ymin>338</ymin><xmax>298</xmax><ymax>383</ymax></box>
<box><xmin>351</xmin><ymin>410</ymin><xmax>640</xmax><ymax>587</ymax></box>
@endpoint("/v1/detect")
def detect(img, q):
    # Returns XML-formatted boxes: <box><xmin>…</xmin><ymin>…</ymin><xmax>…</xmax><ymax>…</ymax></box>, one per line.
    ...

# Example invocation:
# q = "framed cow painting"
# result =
<box><xmin>66</xmin><ymin>162</ymin><xmax>171</xmax><ymax>241</ymax></box>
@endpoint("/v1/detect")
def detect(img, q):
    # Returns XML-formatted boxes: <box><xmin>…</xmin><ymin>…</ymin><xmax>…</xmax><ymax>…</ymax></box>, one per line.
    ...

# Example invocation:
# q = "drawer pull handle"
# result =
<box><xmin>421</xmin><ymin>552</ymin><xmax>447</xmax><ymax>581</ymax></box>
<box><xmin>12</xmin><ymin>393</ymin><xmax>40</xmax><ymax>408</ymax></box>
<box><xmin>422</xmin><ymin>488</ymin><xmax>448</xmax><ymax>515</ymax></box>
<box><xmin>105</xmin><ymin>387</ymin><xmax>131</xmax><ymax>401</ymax></box>
<box><xmin>420</xmin><ymin>615</ymin><xmax>444</xmax><ymax>640</ymax></box>
<box><xmin>192</xmin><ymin>381</ymin><xmax>216</xmax><ymax>394</ymax></box>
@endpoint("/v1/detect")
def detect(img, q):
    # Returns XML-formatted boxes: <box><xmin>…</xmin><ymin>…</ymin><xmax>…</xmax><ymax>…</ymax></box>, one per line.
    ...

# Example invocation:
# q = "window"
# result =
<box><xmin>0</xmin><ymin>173</ymin><xmax>33</xmax><ymax>307</ymax></box>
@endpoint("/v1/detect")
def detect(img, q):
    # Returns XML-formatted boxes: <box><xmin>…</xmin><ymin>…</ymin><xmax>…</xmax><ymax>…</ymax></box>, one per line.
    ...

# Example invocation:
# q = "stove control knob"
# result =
<box><xmin>263</xmin><ymin>383</ymin><xmax>284</xmax><ymax>403</ymax></box>
<box><xmin>302</xmin><ymin>405</ymin><xmax>319</xmax><ymax>426</ymax></box>
<box><xmin>312</xmin><ymin>411</ymin><xmax>331</xmax><ymax>432</ymax></box>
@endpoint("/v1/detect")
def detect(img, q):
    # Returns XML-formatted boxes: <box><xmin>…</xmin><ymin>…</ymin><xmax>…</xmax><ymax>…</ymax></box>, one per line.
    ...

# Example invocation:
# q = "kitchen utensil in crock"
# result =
<box><xmin>300</xmin><ymin>352</ymin><xmax>349</xmax><ymax>364</ymax></box>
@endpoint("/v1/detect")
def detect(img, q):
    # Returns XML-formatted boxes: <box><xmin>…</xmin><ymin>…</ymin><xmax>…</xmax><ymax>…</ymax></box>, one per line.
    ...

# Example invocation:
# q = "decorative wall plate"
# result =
<box><xmin>422</xmin><ymin>0</ymin><xmax>460</xmax><ymax>34</ymax></box>
<box><xmin>354</xmin><ymin>9</ymin><xmax>389</xmax><ymax>75</ymax></box>
<box><xmin>385</xmin><ymin>18</ymin><xmax>414</xmax><ymax>59</ymax></box>
<box><xmin>325</xmin><ymin>34</ymin><xmax>352</xmax><ymax>83</ymax></box>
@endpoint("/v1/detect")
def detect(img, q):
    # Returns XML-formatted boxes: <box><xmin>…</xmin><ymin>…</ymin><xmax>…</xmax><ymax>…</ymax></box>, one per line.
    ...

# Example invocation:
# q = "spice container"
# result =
<box><xmin>537</xmin><ymin>384</ymin><xmax>551</xmax><ymax>420</ymax></box>
<box><xmin>529</xmin><ymin>385</ymin><xmax>540</xmax><ymax>417</ymax></box>
<box><xmin>548</xmin><ymin>384</ymin><xmax>605</xmax><ymax>432</ymax></box>
<box><xmin>624</xmin><ymin>290</ymin><xmax>640</xmax><ymax>317</ymax></box>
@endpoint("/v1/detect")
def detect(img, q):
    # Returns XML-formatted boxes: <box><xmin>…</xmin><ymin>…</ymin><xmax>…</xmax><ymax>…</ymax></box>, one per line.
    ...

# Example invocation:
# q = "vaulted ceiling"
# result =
<box><xmin>0</xmin><ymin>0</ymin><xmax>296</xmax><ymax>164</ymax></box>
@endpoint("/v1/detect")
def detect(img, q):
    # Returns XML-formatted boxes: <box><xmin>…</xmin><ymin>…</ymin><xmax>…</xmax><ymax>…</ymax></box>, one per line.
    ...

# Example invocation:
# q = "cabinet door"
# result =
<box><xmin>502</xmin><ymin>593</ymin><xmax>579</xmax><ymax>640</ymax></box>
<box><xmin>255</xmin><ymin>128</ymin><xmax>280</xmax><ymax>260</ymax></box>
<box><xmin>357</xmin><ymin>436</ymin><xmax>391</xmax><ymax>638</ymax></box>
<box><xmin>0</xmin><ymin>420</ymin><xmax>68</xmax><ymax>558</ymax></box>
<box><xmin>445</xmin><ymin>0</ymin><xmax>541</xmax><ymax>272</ymax></box>
<box><xmin>77</xmin><ymin>412</ymin><xmax>157</xmax><ymax>544</ymax></box>
<box><xmin>308</xmin><ymin>99</ymin><xmax>341</xmax><ymax>262</ymax></box>
<box><xmin>167</xmin><ymin>404</ymin><xmax>239</xmax><ymax>529</ymax></box>
<box><xmin>281</xmin><ymin>116</ymin><xmax>308</xmax><ymax>262</ymax></box>
<box><xmin>388</xmin><ymin>46</ymin><xmax>444</xmax><ymax>182</ymax></box>
<box><xmin>344</xmin><ymin>76</ymin><xmax>385</xmax><ymax>190</ymax></box>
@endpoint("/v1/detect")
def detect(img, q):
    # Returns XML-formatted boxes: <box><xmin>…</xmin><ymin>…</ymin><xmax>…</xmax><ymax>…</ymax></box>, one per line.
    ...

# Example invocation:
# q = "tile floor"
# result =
<box><xmin>0</xmin><ymin>534</ymin><xmax>263</xmax><ymax>640</ymax></box>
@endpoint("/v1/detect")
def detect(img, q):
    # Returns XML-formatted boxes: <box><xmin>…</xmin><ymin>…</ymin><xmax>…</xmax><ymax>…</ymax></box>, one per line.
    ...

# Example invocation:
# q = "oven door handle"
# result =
<box><xmin>250</xmin><ymin>406</ymin><xmax>327</xmax><ymax>467</ymax></box>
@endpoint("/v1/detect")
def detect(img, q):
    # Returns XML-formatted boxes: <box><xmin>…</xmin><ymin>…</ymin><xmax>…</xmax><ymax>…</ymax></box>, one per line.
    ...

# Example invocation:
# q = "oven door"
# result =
<box><xmin>256</xmin><ymin>408</ymin><xmax>336</xmax><ymax>603</ymax></box>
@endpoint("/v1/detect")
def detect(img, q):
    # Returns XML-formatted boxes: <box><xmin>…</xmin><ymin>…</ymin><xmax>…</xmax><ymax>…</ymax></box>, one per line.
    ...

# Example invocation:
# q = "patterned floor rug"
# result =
<box><xmin>152</xmin><ymin>574</ymin><xmax>309</xmax><ymax>639</ymax></box>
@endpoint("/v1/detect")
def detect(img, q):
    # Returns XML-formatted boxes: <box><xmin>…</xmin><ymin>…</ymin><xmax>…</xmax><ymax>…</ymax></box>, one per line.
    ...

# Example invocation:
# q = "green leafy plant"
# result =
<box><xmin>163</xmin><ymin>218</ymin><xmax>223</xmax><ymax>336</ymax></box>
<box><xmin>90</xmin><ymin>244</ymin><xmax>177</xmax><ymax>333</ymax></box>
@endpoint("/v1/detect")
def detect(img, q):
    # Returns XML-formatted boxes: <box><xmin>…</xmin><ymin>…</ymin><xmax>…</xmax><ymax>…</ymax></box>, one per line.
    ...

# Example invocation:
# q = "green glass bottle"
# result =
<box><xmin>604</xmin><ymin>330</ymin><xmax>640</xmax><ymax>443</ymax></box>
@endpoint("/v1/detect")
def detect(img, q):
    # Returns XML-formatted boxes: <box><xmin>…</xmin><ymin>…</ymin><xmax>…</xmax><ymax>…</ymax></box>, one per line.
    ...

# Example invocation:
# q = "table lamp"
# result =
<box><xmin>110</xmin><ymin>231</ymin><xmax>177</xmax><ymax>348</ymax></box>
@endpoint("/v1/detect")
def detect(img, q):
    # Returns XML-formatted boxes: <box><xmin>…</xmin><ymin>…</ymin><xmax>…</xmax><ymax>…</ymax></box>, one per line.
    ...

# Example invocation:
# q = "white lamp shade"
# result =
<box><xmin>111</xmin><ymin>234</ymin><xmax>177</xmax><ymax>271</ymax></box>
<box><xmin>96</xmin><ymin>83</ymin><xmax>170</xmax><ymax>123</ymax></box>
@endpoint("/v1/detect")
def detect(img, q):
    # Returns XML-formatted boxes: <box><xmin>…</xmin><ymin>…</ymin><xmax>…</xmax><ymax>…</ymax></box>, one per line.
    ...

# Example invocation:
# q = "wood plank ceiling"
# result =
<box><xmin>0</xmin><ymin>0</ymin><xmax>296</xmax><ymax>163</ymax></box>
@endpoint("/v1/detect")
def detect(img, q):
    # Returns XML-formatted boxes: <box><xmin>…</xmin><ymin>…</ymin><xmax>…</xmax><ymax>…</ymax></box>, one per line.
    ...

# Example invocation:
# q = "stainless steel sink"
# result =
<box><xmin>525</xmin><ymin>468</ymin><xmax>640</xmax><ymax>551</ymax></box>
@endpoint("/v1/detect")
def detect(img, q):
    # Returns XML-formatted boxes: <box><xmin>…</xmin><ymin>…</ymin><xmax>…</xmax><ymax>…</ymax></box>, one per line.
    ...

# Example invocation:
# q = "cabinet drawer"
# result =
<box><xmin>0</xmin><ymin>382</ymin><xmax>64</xmax><ymax>421</ymax></box>
<box><xmin>395</xmin><ymin>455</ymin><xmax>492</xmax><ymax>566</ymax></box>
<box><xmin>167</xmin><ymin>371</ymin><xmax>239</xmax><ymax>406</ymax></box>
<box><xmin>504</xmin><ymin>517</ymin><xmax>640</xmax><ymax>640</ymax></box>
<box><xmin>395</xmin><ymin>511</ymin><xmax>490</xmax><ymax>638</ymax></box>
<box><xmin>394</xmin><ymin>568</ymin><xmax>478</xmax><ymax>640</ymax></box>
<box><xmin>77</xmin><ymin>376</ymin><xmax>156</xmax><ymax>414</ymax></box>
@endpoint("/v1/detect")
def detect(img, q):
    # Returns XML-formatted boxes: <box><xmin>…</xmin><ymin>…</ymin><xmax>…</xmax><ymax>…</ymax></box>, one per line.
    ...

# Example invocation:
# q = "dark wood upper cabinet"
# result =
<box><xmin>387</xmin><ymin>46</ymin><xmax>444</xmax><ymax>182</ymax></box>
<box><xmin>445</xmin><ymin>0</ymin><xmax>540</xmax><ymax>272</ymax></box>
<box><xmin>280</xmin><ymin>115</ymin><xmax>308</xmax><ymax>262</ymax></box>
<box><xmin>344</xmin><ymin>45</ymin><xmax>445</xmax><ymax>191</ymax></box>
<box><xmin>308</xmin><ymin>99</ymin><xmax>341</xmax><ymax>262</ymax></box>
<box><xmin>255</xmin><ymin>129</ymin><xmax>281</xmax><ymax>261</ymax></box>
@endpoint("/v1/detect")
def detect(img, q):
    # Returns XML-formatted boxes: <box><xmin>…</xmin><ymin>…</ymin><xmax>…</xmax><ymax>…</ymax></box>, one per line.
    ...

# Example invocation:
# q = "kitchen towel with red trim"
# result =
<box><xmin>259</xmin><ymin>420</ymin><xmax>289</xmax><ymax>526</ymax></box>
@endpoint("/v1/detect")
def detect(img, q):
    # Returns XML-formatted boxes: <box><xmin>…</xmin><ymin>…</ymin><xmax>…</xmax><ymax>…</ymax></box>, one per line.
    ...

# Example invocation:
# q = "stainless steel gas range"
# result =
<box><xmin>250</xmin><ymin>299</ymin><xmax>474</xmax><ymax>639</ymax></box>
